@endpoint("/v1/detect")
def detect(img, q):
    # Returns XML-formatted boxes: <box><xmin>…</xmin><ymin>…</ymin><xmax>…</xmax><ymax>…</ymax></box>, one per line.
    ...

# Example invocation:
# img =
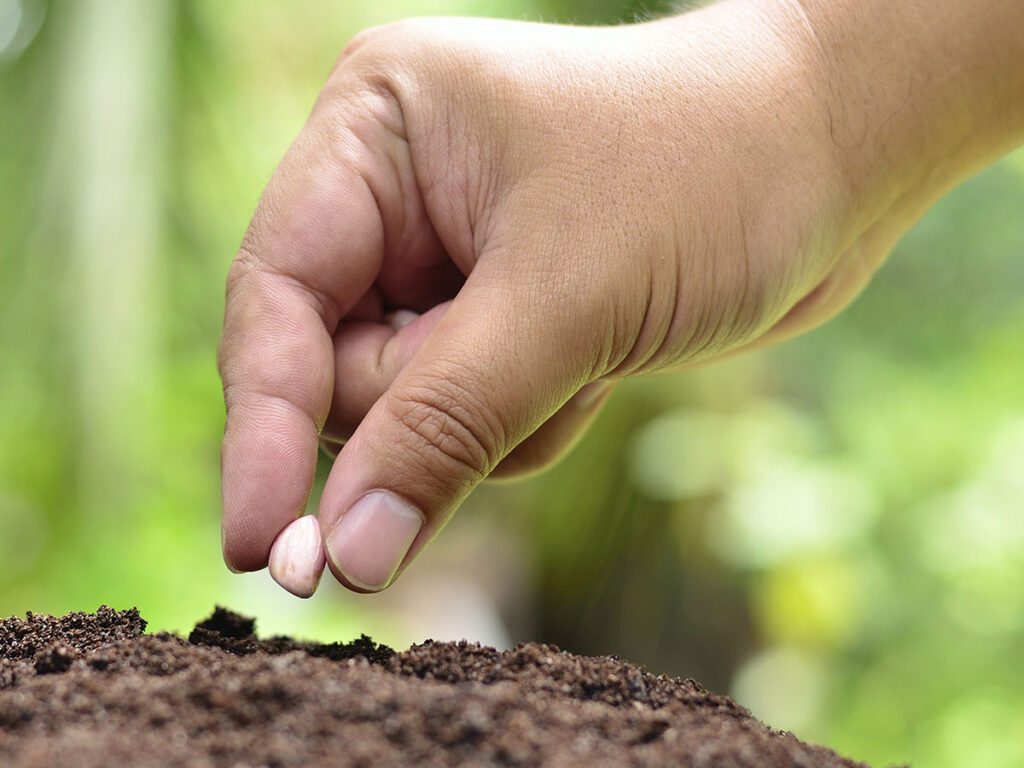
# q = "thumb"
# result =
<box><xmin>318</xmin><ymin>257</ymin><xmax>605</xmax><ymax>592</ymax></box>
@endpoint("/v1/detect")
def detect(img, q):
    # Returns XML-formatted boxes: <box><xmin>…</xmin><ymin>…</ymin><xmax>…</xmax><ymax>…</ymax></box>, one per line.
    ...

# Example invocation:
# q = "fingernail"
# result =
<box><xmin>573</xmin><ymin>380</ymin><xmax>614</xmax><ymax>410</ymax></box>
<box><xmin>268</xmin><ymin>516</ymin><xmax>327</xmax><ymax>598</ymax></box>
<box><xmin>326</xmin><ymin>491</ymin><xmax>424</xmax><ymax>592</ymax></box>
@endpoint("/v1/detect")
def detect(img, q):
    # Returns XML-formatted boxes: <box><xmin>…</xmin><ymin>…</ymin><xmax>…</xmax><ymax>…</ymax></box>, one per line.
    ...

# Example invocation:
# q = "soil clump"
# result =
<box><xmin>0</xmin><ymin>606</ymin><xmax>872</xmax><ymax>767</ymax></box>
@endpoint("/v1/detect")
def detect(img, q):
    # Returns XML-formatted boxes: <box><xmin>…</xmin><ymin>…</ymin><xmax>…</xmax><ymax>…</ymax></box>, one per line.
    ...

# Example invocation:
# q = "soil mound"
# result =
<box><xmin>0</xmin><ymin>606</ymin><xmax>871</xmax><ymax>768</ymax></box>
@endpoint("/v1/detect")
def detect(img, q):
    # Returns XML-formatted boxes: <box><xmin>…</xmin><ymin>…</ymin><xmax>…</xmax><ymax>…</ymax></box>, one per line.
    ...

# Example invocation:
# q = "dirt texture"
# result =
<box><xmin>0</xmin><ymin>606</ymin><xmax>873</xmax><ymax>768</ymax></box>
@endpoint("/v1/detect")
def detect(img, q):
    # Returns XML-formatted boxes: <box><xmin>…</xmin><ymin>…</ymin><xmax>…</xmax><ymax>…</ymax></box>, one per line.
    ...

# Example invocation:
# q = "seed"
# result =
<box><xmin>268</xmin><ymin>515</ymin><xmax>326</xmax><ymax>598</ymax></box>
<box><xmin>385</xmin><ymin>309</ymin><xmax>419</xmax><ymax>330</ymax></box>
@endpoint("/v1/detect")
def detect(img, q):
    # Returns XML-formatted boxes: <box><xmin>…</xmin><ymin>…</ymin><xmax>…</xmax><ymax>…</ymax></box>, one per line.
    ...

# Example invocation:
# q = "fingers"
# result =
<box><xmin>322</xmin><ymin>303</ymin><xmax>451</xmax><ymax>442</ymax></box>
<box><xmin>490</xmin><ymin>380</ymin><xmax>615</xmax><ymax>479</ymax></box>
<box><xmin>324</xmin><ymin>303</ymin><xmax>614</xmax><ymax>477</ymax></box>
<box><xmin>317</xmin><ymin>257</ymin><xmax>604</xmax><ymax>592</ymax></box>
<box><xmin>219</xmin><ymin>87</ymin><xmax>413</xmax><ymax>573</ymax></box>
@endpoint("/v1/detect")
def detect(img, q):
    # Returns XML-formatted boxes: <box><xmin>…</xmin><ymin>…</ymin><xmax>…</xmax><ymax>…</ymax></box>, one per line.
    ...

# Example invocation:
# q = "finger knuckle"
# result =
<box><xmin>224</xmin><ymin>231</ymin><xmax>263</xmax><ymax>302</ymax></box>
<box><xmin>332</xmin><ymin>19</ymin><xmax>422</xmax><ymax>76</ymax></box>
<box><xmin>336</xmin><ymin>28</ymin><xmax>379</xmax><ymax>63</ymax></box>
<box><xmin>387</xmin><ymin>383</ymin><xmax>500</xmax><ymax>482</ymax></box>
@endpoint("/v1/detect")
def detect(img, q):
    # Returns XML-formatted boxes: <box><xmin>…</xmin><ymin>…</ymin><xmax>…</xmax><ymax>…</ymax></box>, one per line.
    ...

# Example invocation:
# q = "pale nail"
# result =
<box><xmin>326</xmin><ymin>490</ymin><xmax>424</xmax><ymax>592</ymax></box>
<box><xmin>268</xmin><ymin>516</ymin><xmax>326</xmax><ymax>598</ymax></box>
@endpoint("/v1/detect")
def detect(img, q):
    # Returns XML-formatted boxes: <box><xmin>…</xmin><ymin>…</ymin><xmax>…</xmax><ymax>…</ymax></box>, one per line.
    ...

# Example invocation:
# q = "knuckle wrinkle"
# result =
<box><xmin>387</xmin><ymin>389</ymin><xmax>496</xmax><ymax>482</ymax></box>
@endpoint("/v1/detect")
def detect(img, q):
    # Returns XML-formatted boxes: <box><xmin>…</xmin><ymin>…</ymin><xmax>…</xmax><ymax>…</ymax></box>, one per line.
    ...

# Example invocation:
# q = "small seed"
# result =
<box><xmin>268</xmin><ymin>515</ymin><xmax>326</xmax><ymax>598</ymax></box>
<box><xmin>385</xmin><ymin>309</ymin><xmax>420</xmax><ymax>330</ymax></box>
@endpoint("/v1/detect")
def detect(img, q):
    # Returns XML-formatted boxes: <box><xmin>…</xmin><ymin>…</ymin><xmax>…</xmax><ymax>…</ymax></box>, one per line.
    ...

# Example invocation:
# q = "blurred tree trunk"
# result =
<box><xmin>50</xmin><ymin>0</ymin><xmax>170</xmax><ymax>527</ymax></box>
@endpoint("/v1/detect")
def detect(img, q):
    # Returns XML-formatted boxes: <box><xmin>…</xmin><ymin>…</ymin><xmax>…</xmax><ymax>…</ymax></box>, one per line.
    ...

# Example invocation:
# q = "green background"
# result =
<box><xmin>2</xmin><ymin>1</ymin><xmax>1023</xmax><ymax>766</ymax></box>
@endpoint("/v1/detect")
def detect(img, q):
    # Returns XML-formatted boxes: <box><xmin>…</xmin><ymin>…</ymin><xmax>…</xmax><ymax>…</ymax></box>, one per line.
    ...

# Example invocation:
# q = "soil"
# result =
<box><xmin>0</xmin><ymin>606</ymin><xmax>874</xmax><ymax>768</ymax></box>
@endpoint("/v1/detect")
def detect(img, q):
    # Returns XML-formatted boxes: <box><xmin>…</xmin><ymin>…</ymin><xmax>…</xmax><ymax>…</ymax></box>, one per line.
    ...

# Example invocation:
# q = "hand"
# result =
<box><xmin>219</xmin><ymin>0</ymin><xmax>1024</xmax><ymax>596</ymax></box>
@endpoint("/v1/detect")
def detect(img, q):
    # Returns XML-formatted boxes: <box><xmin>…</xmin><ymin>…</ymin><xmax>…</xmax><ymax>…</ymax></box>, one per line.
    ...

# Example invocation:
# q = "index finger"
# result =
<box><xmin>218</xmin><ymin>107</ymin><xmax>388</xmax><ymax>572</ymax></box>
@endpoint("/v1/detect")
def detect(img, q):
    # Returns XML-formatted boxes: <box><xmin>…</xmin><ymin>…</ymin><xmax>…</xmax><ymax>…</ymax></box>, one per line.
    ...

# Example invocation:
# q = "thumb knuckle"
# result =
<box><xmin>386</xmin><ymin>379</ymin><xmax>503</xmax><ymax>483</ymax></box>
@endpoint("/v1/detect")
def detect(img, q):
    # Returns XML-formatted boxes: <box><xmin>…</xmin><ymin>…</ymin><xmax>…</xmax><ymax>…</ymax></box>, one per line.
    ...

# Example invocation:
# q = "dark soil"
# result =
<box><xmin>0</xmin><ymin>606</ymin><xmax>874</xmax><ymax>768</ymax></box>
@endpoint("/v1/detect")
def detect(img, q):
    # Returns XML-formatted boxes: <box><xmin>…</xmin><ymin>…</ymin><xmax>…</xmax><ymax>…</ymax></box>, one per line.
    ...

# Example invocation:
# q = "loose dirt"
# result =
<box><xmin>0</xmin><ymin>606</ymin><xmax>872</xmax><ymax>767</ymax></box>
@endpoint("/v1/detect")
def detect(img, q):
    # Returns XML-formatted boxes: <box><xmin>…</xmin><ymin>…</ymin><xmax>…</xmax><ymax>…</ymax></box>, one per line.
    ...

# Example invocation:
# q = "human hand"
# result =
<box><xmin>219</xmin><ymin>0</ymin><xmax>1024</xmax><ymax>596</ymax></box>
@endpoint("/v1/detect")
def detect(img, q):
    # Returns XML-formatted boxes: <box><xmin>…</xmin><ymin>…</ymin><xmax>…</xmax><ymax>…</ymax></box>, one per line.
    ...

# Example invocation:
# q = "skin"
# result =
<box><xmin>219</xmin><ymin>0</ymin><xmax>1024</xmax><ymax>593</ymax></box>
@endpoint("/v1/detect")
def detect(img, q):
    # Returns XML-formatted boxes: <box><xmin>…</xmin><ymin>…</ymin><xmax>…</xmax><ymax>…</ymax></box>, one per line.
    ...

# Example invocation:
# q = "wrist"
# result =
<box><xmin>634</xmin><ymin>2</ymin><xmax>854</xmax><ymax>306</ymax></box>
<box><xmin>770</xmin><ymin>0</ymin><xmax>1024</xmax><ymax>247</ymax></box>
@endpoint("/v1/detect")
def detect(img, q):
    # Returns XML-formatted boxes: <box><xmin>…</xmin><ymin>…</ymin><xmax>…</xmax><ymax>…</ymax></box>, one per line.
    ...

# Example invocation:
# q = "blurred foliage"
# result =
<box><xmin>1</xmin><ymin>1</ymin><xmax>1023</xmax><ymax>767</ymax></box>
